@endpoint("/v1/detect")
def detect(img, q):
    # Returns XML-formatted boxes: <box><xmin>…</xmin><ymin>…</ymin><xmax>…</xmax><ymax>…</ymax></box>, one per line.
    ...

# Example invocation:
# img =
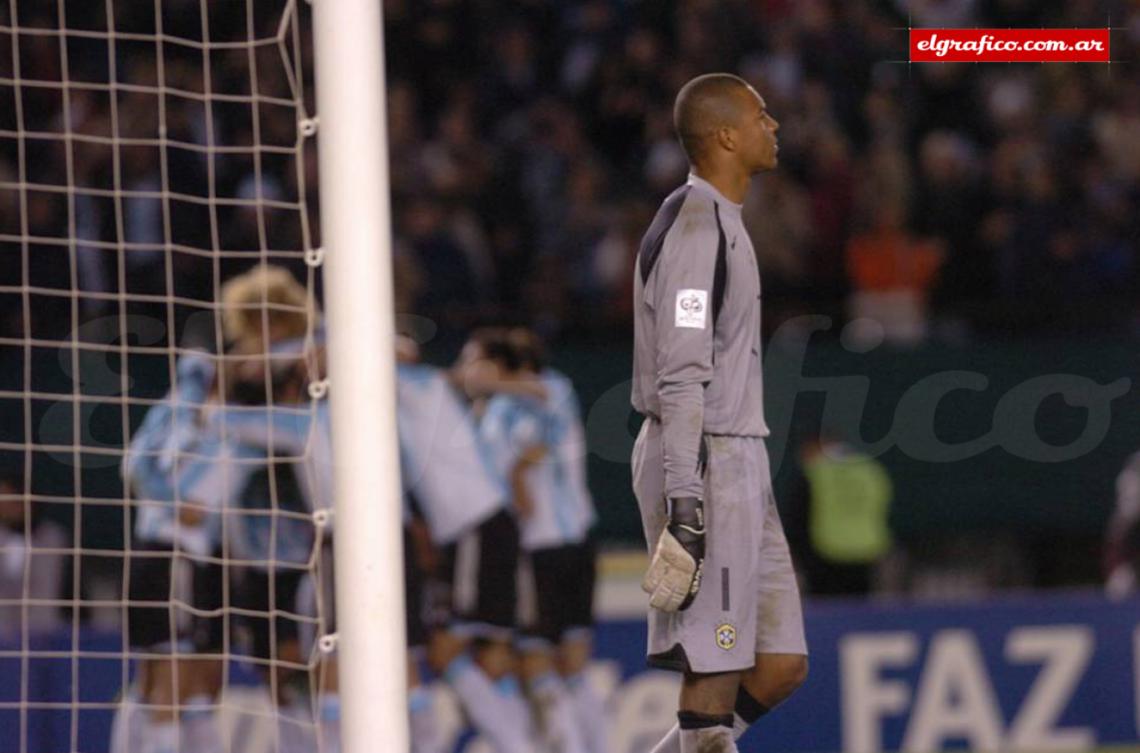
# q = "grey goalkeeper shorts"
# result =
<box><xmin>631</xmin><ymin>420</ymin><xmax>808</xmax><ymax>674</ymax></box>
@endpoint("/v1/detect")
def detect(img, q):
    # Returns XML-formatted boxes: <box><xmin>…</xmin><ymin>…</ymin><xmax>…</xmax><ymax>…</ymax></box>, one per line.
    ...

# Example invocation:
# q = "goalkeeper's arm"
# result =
<box><xmin>642</xmin><ymin>218</ymin><xmax>716</xmax><ymax>611</ymax></box>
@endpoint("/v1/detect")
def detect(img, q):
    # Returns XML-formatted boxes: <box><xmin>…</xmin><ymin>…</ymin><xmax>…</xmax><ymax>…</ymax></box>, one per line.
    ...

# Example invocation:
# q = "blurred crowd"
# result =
<box><xmin>1</xmin><ymin>0</ymin><xmax>1138</xmax><ymax>555</ymax></box>
<box><xmin>3</xmin><ymin>0</ymin><xmax>1139</xmax><ymax>351</ymax></box>
<box><xmin>0</xmin><ymin>0</ymin><xmax>317</xmax><ymax>346</ymax></box>
<box><xmin>384</xmin><ymin>0</ymin><xmax>1140</xmax><ymax>342</ymax></box>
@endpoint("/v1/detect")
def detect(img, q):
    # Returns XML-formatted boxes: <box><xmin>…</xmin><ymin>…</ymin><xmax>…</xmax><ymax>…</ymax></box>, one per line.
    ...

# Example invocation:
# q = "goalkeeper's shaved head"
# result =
<box><xmin>673</xmin><ymin>73</ymin><xmax>754</xmax><ymax>163</ymax></box>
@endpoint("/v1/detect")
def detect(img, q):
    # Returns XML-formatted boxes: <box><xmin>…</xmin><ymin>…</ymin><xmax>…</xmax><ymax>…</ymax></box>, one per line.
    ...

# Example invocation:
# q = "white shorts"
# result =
<box><xmin>632</xmin><ymin>420</ymin><xmax>808</xmax><ymax>674</ymax></box>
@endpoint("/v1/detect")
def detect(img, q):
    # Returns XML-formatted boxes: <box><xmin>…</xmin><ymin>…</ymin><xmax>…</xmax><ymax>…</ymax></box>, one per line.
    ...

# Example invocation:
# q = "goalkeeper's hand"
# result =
<box><xmin>642</xmin><ymin>497</ymin><xmax>705</xmax><ymax>612</ymax></box>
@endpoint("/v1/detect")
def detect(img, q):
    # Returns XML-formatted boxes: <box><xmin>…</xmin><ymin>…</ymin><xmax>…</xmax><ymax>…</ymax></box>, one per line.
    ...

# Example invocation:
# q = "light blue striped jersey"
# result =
<box><xmin>542</xmin><ymin>369</ymin><xmax>597</xmax><ymax>536</ymax></box>
<box><xmin>480</xmin><ymin>370</ymin><xmax>595</xmax><ymax>550</ymax></box>
<box><xmin>183</xmin><ymin>401</ymin><xmax>328</xmax><ymax>567</ymax></box>
<box><xmin>396</xmin><ymin>364</ymin><xmax>506</xmax><ymax>544</ymax></box>
<box><xmin>123</xmin><ymin>353</ymin><xmax>219</xmax><ymax>555</ymax></box>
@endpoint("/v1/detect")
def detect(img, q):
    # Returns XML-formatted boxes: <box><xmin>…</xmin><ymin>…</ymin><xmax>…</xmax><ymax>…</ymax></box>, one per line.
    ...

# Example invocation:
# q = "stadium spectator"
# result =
<box><xmin>845</xmin><ymin>199</ymin><xmax>945</xmax><ymax>345</ymax></box>
<box><xmin>4</xmin><ymin>1</ymin><xmax>1139</xmax><ymax>338</ymax></box>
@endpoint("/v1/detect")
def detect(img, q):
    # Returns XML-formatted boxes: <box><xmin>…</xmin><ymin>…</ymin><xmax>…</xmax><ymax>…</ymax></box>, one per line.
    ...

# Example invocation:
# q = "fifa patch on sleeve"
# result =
<box><xmin>675</xmin><ymin>289</ymin><xmax>708</xmax><ymax>329</ymax></box>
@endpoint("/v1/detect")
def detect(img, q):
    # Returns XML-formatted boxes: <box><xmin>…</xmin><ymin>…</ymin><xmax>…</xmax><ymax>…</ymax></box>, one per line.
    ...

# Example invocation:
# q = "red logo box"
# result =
<box><xmin>910</xmin><ymin>28</ymin><xmax>1110</xmax><ymax>63</ymax></box>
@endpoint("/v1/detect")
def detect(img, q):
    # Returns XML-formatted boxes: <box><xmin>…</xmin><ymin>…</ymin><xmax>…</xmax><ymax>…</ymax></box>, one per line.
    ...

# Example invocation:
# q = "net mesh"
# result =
<box><xmin>0</xmin><ymin>1</ymin><xmax>333</xmax><ymax>750</ymax></box>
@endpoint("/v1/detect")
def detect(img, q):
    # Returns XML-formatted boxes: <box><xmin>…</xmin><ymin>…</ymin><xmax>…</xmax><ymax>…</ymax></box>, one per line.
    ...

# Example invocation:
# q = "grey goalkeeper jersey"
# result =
<box><xmin>631</xmin><ymin>174</ymin><xmax>769</xmax><ymax>498</ymax></box>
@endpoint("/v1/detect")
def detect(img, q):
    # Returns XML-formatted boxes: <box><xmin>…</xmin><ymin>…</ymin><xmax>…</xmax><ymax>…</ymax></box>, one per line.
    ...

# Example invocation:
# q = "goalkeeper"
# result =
<box><xmin>630</xmin><ymin>73</ymin><xmax>808</xmax><ymax>753</ymax></box>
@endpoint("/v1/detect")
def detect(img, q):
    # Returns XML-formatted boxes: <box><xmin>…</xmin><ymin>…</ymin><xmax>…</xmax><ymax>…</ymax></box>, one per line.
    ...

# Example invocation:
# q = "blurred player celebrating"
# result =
<box><xmin>217</xmin><ymin>265</ymin><xmax>319</xmax><ymax>730</ymax></box>
<box><xmin>117</xmin><ymin>264</ymin><xmax>319</xmax><ymax>753</ymax></box>
<box><xmin>630</xmin><ymin>74</ymin><xmax>808</xmax><ymax>753</ymax></box>
<box><xmin>115</xmin><ymin>346</ymin><xmax>225</xmax><ymax>753</ymax></box>
<box><xmin>479</xmin><ymin>328</ymin><xmax>606</xmax><ymax>753</ymax></box>
<box><xmin>512</xmin><ymin>329</ymin><xmax>608</xmax><ymax>753</ymax></box>
<box><xmin>192</xmin><ymin>332</ymin><xmax>444</xmax><ymax>753</ymax></box>
<box><xmin>397</xmin><ymin>329</ymin><xmax>538</xmax><ymax>753</ymax></box>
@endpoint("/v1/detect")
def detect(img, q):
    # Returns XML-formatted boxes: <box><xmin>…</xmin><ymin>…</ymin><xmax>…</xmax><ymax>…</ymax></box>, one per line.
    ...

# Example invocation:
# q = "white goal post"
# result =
<box><xmin>312</xmin><ymin>0</ymin><xmax>408</xmax><ymax>751</ymax></box>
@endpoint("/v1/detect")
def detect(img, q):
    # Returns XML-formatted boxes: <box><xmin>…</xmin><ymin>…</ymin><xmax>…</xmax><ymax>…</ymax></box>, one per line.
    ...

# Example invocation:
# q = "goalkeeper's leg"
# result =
<box><xmin>653</xmin><ymin>659</ymin><xmax>807</xmax><ymax>753</ymax></box>
<box><xmin>649</xmin><ymin>652</ymin><xmax>809</xmax><ymax>753</ymax></box>
<box><xmin>675</xmin><ymin>670</ymin><xmax>741</xmax><ymax>753</ymax></box>
<box><xmin>652</xmin><ymin>488</ymin><xmax>809</xmax><ymax>752</ymax></box>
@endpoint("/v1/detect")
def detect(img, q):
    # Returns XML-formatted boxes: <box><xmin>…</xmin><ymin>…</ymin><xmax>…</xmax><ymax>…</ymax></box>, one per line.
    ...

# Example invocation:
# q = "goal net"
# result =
<box><xmin>0</xmin><ymin>1</ymin><xmax>336</xmax><ymax>751</ymax></box>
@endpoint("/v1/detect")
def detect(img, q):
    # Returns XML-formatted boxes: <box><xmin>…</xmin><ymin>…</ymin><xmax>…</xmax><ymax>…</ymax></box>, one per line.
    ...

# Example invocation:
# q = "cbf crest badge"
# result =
<box><xmin>716</xmin><ymin>623</ymin><xmax>737</xmax><ymax>651</ymax></box>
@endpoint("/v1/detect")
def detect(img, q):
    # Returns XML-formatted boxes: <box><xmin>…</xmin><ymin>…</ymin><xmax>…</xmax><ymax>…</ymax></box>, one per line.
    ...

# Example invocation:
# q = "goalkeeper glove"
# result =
<box><xmin>642</xmin><ymin>497</ymin><xmax>705</xmax><ymax>612</ymax></box>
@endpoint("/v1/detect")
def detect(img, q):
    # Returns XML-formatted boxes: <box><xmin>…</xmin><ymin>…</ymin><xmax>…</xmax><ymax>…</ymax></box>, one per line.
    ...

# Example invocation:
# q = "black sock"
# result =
<box><xmin>734</xmin><ymin>686</ymin><xmax>770</xmax><ymax>726</ymax></box>
<box><xmin>678</xmin><ymin>710</ymin><xmax>734</xmax><ymax>730</ymax></box>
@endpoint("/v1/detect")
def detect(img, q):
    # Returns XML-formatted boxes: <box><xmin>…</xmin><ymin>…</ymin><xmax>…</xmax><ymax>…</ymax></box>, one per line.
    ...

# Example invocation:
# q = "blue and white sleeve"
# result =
<box><xmin>123</xmin><ymin>402</ymin><xmax>176</xmax><ymax>501</ymax></box>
